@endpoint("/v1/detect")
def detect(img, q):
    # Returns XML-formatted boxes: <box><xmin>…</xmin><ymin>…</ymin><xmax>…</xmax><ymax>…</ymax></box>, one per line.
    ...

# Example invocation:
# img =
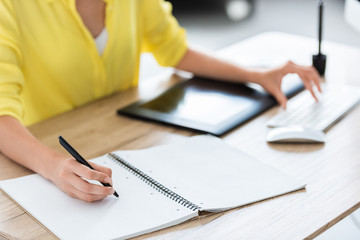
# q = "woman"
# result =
<box><xmin>0</xmin><ymin>0</ymin><xmax>320</xmax><ymax>202</ymax></box>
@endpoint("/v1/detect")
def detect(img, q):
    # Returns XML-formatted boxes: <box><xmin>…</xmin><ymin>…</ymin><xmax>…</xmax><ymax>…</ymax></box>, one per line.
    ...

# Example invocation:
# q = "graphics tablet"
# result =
<box><xmin>117</xmin><ymin>75</ymin><xmax>304</xmax><ymax>136</ymax></box>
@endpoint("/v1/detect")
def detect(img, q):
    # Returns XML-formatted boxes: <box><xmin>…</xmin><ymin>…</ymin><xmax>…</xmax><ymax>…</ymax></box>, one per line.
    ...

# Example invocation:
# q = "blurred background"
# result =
<box><xmin>140</xmin><ymin>0</ymin><xmax>360</xmax><ymax>79</ymax></box>
<box><xmin>140</xmin><ymin>1</ymin><xmax>360</xmax><ymax>239</ymax></box>
<box><xmin>171</xmin><ymin>0</ymin><xmax>360</xmax><ymax>49</ymax></box>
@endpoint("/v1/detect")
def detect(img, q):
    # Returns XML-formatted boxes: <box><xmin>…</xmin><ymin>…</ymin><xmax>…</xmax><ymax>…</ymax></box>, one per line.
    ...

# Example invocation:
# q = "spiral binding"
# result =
<box><xmin>108</xmin><ymin>153</ymin><xmax>200</xmax><ymax>211</ymax></box>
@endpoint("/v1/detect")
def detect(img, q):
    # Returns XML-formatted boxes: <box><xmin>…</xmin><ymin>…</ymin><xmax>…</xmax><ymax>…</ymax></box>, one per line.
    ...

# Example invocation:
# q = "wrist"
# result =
<box><xmin>244</xmin><ymin>70</ymin><xmax>265</xmax><ymax>85</ymax></box>
<box><xmin>39</xmin><ymin>150</ymin><xmax>67</xmax><ymax>182</ymax></box>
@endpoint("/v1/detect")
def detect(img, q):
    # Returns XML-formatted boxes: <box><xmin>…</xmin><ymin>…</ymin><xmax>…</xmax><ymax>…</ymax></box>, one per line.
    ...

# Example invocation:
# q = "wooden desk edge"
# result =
<box><xmin>307</xmin><ymin>202</ymin><xmax>360</xmax><ymax>239</ymax></box>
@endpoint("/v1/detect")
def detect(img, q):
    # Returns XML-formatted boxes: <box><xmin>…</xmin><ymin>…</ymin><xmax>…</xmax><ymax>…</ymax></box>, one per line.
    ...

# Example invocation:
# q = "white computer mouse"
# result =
<box><xmin>266</xmin><ymin>126</ymin><xmax>326</xmax><ymax>143</ymax></box>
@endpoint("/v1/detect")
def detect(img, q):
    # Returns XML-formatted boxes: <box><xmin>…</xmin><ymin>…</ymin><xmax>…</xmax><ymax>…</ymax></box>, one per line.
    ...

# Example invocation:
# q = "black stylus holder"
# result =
<box><xmin>312</xmin><ymin>53</ymin><xmax>326</xmax><ymax>76</ymax></box>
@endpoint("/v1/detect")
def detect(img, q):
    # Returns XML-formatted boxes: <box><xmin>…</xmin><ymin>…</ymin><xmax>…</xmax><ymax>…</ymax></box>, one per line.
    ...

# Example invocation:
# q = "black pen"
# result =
<box><xmin>58</xmin><ymin>135</ymin><xmax>119</xmax><ymax>198</ymax></box>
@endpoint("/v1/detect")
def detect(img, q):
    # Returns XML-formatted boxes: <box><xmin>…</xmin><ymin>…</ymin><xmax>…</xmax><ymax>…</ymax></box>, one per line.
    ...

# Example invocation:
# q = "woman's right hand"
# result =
<box><xmin>50</xmin><ymin>156</ymin><xmax>115</xmax><ymax>202</ymax></box>
<box><xmin>0</xmin><ymin>116</ymin><xmax>115</xmax><ymax>202</ymax></box>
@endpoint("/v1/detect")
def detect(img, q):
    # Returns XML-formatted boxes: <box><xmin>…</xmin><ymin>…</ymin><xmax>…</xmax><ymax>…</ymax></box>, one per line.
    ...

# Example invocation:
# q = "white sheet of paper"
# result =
<box><xmin>114</xmin><ymin>135</ymin><xmax>305</xmax><ymax>211</ymax></box>
<box><xmin>0</xmin><ymin>156</ymin><xmax>197</xmax><ymax>240</ymax></box>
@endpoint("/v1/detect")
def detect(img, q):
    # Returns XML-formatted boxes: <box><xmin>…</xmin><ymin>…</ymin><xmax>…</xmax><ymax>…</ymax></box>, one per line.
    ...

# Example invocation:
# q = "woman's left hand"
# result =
<box><xmin>256</xmin><ymin>61</ymin><xmax>322</xmax><ymax>109</ymax></box>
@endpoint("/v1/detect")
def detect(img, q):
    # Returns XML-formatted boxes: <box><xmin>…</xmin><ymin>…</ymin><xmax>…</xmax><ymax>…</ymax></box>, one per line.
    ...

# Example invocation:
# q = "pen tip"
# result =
<box><xmin>114</xmin><ymin>191</ymin><xmax>119</xmax><ymax>198</ymax></box>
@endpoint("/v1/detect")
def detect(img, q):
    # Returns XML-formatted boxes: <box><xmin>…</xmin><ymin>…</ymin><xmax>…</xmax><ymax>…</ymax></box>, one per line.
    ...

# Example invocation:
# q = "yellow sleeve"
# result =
<box><xmin>142</xmin><ymin>0</ymin><xmax>188</xmax><ymax>67</ymax></box>
<box><xmin>0</xmin><ymin>0</ymin><xmax>25</xmax><ymax>122</ymax></box>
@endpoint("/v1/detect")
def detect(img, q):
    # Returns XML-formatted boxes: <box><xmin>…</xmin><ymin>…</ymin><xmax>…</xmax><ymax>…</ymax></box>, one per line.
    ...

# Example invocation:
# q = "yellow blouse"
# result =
<box><xmin>0</xmin><ymin>0</ymin><xmax>187</xmax><ymax>126</ymax></box>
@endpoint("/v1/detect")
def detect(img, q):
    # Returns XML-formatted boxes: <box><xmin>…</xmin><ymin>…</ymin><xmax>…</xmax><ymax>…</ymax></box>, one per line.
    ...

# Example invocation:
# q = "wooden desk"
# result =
<box><xmin>1</xmin><ymin>32</ymin><xmax>360</xmax><ymax>240</ymax></box>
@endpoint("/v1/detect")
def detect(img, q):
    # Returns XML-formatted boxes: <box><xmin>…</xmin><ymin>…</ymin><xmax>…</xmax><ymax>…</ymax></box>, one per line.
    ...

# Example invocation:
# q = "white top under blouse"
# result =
<box><xmin>95</xmin><ymin>28</ymin><xmax>108</xmax><ymax>55</ymax></box>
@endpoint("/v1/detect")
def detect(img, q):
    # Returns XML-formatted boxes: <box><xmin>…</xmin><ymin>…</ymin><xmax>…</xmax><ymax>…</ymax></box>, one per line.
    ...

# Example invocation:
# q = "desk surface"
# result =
<box><xmin>1</xmin><ymin>32</ymin><xmax>360</xmax><ymax>240</ymax></box>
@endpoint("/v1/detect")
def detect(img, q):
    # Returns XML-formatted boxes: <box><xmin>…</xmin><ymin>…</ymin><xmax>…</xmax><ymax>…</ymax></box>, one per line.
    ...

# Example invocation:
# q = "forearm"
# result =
<box><xmin>176</xmin><ymin>47</ymin><xmax>263</xmax><ymax>84</ymax></box>
<box><xmin>0</xmin><ymin>115</ymin><xmax>63</xmax><ymax>180</ymax></box>
<box><xmin>175</xmin><ymin>47</ymin><xmax>320</xmax><ymax>108</ymax></box>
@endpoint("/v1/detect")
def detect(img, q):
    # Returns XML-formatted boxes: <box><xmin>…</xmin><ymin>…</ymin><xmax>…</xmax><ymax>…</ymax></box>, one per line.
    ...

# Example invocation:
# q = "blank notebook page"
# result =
<box><xmin>0</xmin><ymin>156</ymin><xmax>196</xmax><ymax>240</ymax></box>
<box><xmin>114</xmin><ymin>135</ymin><xmax>305</xmax><ymax>211</ymax></box>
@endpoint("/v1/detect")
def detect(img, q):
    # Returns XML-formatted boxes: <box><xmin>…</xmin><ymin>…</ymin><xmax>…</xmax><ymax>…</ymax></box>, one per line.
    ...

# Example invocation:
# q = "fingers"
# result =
<box><xmin>55</xmin><ymin>158</ymin><xmax>116</xmax><ymax>202</ymax></box>
<box><xmin>72</xmin><ymin>162</ymin><xmax>112</xmax><ymax>184</ymax></box>
<box><xmin>273</xmin><ymin>89</ymin><xmax>287</xmax><ymax>109</ymax></box>
<box><xmin>74</xmin><ymin>190</ymin><xmax>108</xmax><ymax>202</ymax></box>
<box><xmin>263</xmin><ymin>61</ymin><xmax>321</xmax><ymax>107</ymax></box>
<box><xmin>297</xmin><ymin>67</ymin><xmax>320</xmax><ymax>101</ymax></box>
<box><xmin>310</xmin><ymin>66</ymin><xmax>322</xmax><ymax>93</ymax></box>
<box><xmin>284</xmin><ymin>61</ymin><xmax>321</xmax><ymax>100</ymax></box>
<box><xmin>299</xmin><ymin>65</ymin><xmax>322</xmax><ymax>94</ymax></box>
<box><xmin>64</xmin><ymin>183</ymin><xmax>111</xmax><ymax>202</ymax></box>
<box><xmin>302</xmin><ymin>79</ymin><xmax>318</xmax><ymax>102</ymax></box>
<box><xmin>91</xmin><ymin>162</ymin><xmax>112</xmax><ymax>178</ymax></box>
<box><xmin>68</xmin><ymin>173</ymin><xmax>114</xmax><ymax>196</ymax></box>
<box><xmin>257</xmin><ymin>68</ymin><xmax>287</xmax><ymax>108</ymax></box>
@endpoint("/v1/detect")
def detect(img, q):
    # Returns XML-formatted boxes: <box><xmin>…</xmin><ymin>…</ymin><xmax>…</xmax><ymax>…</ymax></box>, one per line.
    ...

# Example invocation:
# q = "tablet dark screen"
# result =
<box><xmin>117</xmin><ymin>75</ymin><xmax>304</xmax><ymax>135</ymax></box>
<box><xmin>140</xmin><ymin>84</ymin><xmax>254</xmax><ymax>125</ymax></box>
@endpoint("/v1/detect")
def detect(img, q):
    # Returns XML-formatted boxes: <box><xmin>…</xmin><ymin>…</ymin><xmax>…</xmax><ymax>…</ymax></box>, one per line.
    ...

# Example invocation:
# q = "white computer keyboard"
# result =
<box><xmin>267</xmin><ymin>84</ymin><xmax>360</xmax><ymax>131</ymax></box>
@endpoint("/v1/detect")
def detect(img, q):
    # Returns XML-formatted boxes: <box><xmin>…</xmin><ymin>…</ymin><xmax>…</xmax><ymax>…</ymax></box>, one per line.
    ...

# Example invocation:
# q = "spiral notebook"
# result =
<box><xmin>0</xmin><ymin>135</ymin><xmax>305</xmax><ymax>240</ymax></box>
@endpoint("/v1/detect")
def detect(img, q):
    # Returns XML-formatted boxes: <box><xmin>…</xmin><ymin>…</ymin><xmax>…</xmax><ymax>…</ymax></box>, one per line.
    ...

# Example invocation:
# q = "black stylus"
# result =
<box><xmin>58</xmin><ymin>135</ymin><xmax>119</xmax><ymax>198</ymax></box>
<box><xmin>318</xmin><ymin>0</ymin><xmax>323</xmax><ymax>55</ymax></box>
<box><xmin>312</xmin><ymin>0</ymin><xmax>326</xmax><ymax>76</ymax></box>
